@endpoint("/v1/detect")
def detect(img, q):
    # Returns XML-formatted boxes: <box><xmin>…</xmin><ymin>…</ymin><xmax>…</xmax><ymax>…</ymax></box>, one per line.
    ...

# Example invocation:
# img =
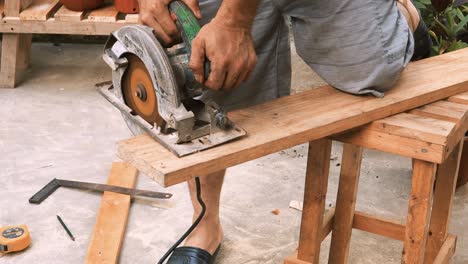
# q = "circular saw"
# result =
<box><xmin>98</xmin><ymin>1</ymin><xmax>245</xmax><ymax>157</ymax></box>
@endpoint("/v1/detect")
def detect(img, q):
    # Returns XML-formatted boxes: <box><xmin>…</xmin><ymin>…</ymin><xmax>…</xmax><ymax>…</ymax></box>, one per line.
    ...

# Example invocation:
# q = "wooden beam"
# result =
<box><xmin>433</xmin><ymin>234</ymin><xmax>457</xmax><ymax>264</ymax></box>
<box><xmin>424</xmin><ymin>142</ymin><xmax>463</xmax><ymax>263</ymax></box>
<box><xmin>352</xmin><ymin>211</ymin><xmax>406</xmax><ymax>241</ymax></box>
<box><xmin>116</xmin><ymin>48</ymin><xmax>468</xmax><ymax>187</ymax></box>
<box><xmin>54</xmin><ymin>5</ymin><xmax>84</xmax><ymax>22</ymax></box>
<box><xmin>85</xmin><ymin>162</ymin><xmax>138</xmax><ymax>264</ymax></box>
<box><xmin>329</xmin><ymin>144</ymin><xmax>363</xmax><ymax>264</ymax></box>
<box><xmin>402</xmin><ymin>160</ymin><xmax>436</xmax><ymax>264</ymax></box>
<box><xmin>19</xmin><ymin>0</ymin><xmax>61</xmax><ymax>21</ymax></box>
<box><xmin>88</xmin><ymin>3</ymin><xmax>118</xmax><ymax>22</ymax></box>
<box><xmin>297</xmin><ymin>139</ymin><xmax>331</xmax><ymax>264</ymax></box>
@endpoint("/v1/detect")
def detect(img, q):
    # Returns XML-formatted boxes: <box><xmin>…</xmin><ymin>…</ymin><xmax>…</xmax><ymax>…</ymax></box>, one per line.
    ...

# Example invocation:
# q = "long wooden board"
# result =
<box><xmin>54</xmin><ymin>5</ymin><xmax>83</xmax><ymax>22</ymax></box>
<box><xmin>85</xmin><ymin>162</ymin><xmax>138</xmax><ymax>263</ymax></box>
<box><xmin>117</xmin><ymin>48</ymin><xmax>468</xmax><ymax>187</ymax></box>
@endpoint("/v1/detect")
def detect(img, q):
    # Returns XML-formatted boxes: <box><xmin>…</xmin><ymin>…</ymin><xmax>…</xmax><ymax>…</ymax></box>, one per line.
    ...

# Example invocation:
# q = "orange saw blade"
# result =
<box><xmin>121</xmin><ymin>54</ymin><xmax>165</xmax><ymax>127</ymax></box>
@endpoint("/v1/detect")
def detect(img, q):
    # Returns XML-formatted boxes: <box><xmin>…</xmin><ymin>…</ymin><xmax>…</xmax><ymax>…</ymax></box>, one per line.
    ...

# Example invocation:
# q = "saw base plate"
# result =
<box><xmin>99</xmin><ymin>84</ymin><xmax>246</xmax><ymax>157</ymax></box>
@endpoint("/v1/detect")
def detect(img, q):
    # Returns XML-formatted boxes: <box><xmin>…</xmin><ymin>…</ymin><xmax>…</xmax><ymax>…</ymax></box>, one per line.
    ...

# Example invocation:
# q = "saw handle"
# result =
<box><xmin>168</xmin><ymin>1</ymin><xmax>211</xmax><ymax>81</ymax></box>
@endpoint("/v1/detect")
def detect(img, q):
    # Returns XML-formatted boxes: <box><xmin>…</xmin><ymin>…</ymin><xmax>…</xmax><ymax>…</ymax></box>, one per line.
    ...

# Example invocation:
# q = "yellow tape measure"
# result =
<box><xmin>0</xmin><ymin>225</ymin><xmax>31</xmax><ymax>254</ymax></box>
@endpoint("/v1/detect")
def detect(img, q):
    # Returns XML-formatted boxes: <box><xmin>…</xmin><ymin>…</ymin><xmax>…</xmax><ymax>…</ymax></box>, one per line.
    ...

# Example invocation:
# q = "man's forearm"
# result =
<box><xmin>214</xmin><ymin>0</ymin><xmax>261</xmax><ymax>29</ymax></box>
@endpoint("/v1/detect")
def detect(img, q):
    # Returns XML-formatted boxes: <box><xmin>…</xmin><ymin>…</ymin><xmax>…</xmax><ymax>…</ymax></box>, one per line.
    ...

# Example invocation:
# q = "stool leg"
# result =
<box><xmin>329</xmin><ymin>144</ymin><xmax>363</xmax><ymax>264</ymax></box>
<box><xmin>295</xmin><ymin>139</ymin><xmax>332</xmax><ymax>264</ymax></box>
<box><xmin>402</xmin><ymin>160</ymin><xmax>436</xmax><ymax>264</ymax></box>
<box><xmin>424</xmin><ymin>141</ymin><xmax>464</xmax><ymax>263</ymax></box>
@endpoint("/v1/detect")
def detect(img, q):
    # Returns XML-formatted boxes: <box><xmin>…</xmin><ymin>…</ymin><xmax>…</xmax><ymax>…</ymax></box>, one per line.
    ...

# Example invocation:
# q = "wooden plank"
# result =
<box><xmin>0</xmin><ymin>34</ymin><xmax>21</xmax><ymax>88</ymax></box>
<box><xmin>334</xmin><ymin>129</ymin><xmax>446</xmax><ymax>164</ymax></box>
<box><xmin>367</xmin><ymin>113</ymin><xmax>454</xmax><ymax>145</ymax></box>
<box><xmin>410</xmin><ymin>101</ymin><xmax>468</xmax><ymax>123</ymax></box>
<box><xmin>85</xmin><ymin>162</ymin><xmax>138</xmax><ymax>264</ymax></box>
<box><xmin>424</xmin><ymin>142</ymin><xmax>463</xmax><ymax>263</ymax></box>
<box><xmin>402</xmin><ymin>160</ymin><xmax>436</xmax><ymax>264</ymax></box>
<box><xmin>4</xmin><ymin>0</ymin><xmax>32</xmax><ymax>16</ymax></box>
<box><xmin>297</xmin><ymin>139</ymin><xmax>331</xmax><ymax>264</ymax></box>
<box><xmin>54</xmin><ymin>5</ymin><xmax>83</xmax><ymax>21</ymax></box>
<box><xmin>116</xmin><ymin>49</ymin><xmax>468</xmax><ymax>187</ymax></box>
<box><xmin>0</xmin><ymin>1</ymin><xmax>4</xmax><ymax>18</ymax></box>
<box><xmin>19</xmin><ymin>0</ymin><xmax>61</xmax><ymax>21</ymax></box>
<box><xmin>0</xmin><ymin>18</ymin><xmax>130</xmax><ymax>34</ymax></box>
<box><xmin>321</xmin><ymin>208</ymin><xmax>335</xmax><ymax>242</ymax></box>
<box><xmin>353</xmin><ymin>211</ymin><xmax>406</xmax><ymax>241</ymax></box>
<box><xmin>433</xmin><ymin>234</ymin><xmax>457</xmax><ymax>264</ymax></box>
<box><xmin>88</xmin><ymin>3</ymin><xmax>118</xmax><ymax>22</ymax></box>
<box><xmin>329</xmin><ymin>144</ymin><xmax>363</xmax><ymax>264</ymax></box>
<box><xmin>457</xmin><ymin>137</ymin><xmax>468</xmax><ymax>188</ymax></box>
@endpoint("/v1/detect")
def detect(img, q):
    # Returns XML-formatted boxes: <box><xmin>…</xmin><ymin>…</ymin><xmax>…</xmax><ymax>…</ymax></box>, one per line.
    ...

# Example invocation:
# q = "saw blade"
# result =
<box><xmin>121</xmin><ymin>54</ymin><xmax>165</xmax><ymax>127</ymax></box>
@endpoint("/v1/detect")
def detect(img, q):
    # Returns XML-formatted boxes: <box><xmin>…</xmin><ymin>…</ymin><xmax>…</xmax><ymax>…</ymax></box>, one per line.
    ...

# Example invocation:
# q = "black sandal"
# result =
<box><xmin>166</xmin><ymin>245</ymin><xmax>221</xmax><ymax>264</ymax></box>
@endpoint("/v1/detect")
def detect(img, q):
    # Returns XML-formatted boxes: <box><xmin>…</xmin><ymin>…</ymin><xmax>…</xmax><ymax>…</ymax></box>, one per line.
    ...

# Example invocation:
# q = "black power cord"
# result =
<box><xmin>158</xmin><ymin>177</ymin><xmax>206</xmax><ymax>264</ymax></box>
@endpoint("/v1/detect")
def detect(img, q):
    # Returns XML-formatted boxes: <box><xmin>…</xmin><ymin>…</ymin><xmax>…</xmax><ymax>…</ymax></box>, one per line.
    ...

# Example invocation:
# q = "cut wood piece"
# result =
<box><xmin>116</xmin><ymin>48</ymin><xmax>468</xmax><ymax>187</ymax></box>
<box><xmin>4</xmin><ymin>0</ymin><xmax>33</xmax><ymax>16</ymax></box>
<box><xmin>329</xmin><ymin>144</ymin><xmax>363</xmax><ymax>264</ymax></box>
<box><xmin>0</xmin><ymin>1</ymin><xmax>4</xmax><ymax>18</ymax></box>
<box><xmin>125</xmin><ymin>13</ymin><xmax>138</xmax><ymax>23</ymax></box>
<box><xmin>0</xmin><ymin>34</ymin><xmax>21</xmax><ymax>88</ymax></box>
<box><xmin>447</xmin><ymin>91</ymin><xmax>468</xmax><ymax>105</ymax></box>
<box><xmin>85</xmin><ymin>162</ymin><xmax>138</xmax><ymax>264</ymax></box>
<box><xmin>297</xmin><ymin>139</ymin><xmax>331</xmax><ymax>264</ymax></box>
<box><xmin>54</xmin><ymin>5</ymin><xmax>83</xmax><ymax>21</ymax></box>
<box><xmin>402</xmin><ymin>160</ymin><xmax>436</xmax><ymax>264</ymax></box>
<box><xmin>424</xmin><ymin>142</ymin><xmax>463</xmax><ymax>263</ymax></box>
<box><xmin>19</xmin><ymin>0</ymin><xmax>61</xmax><ymax>20</ymax></box>
<box><xmin>88</xmin><ymin>3</ymin><xmax>118</xmax><ymax>22</ymax></box>
<box><xmin>353</xmin><ymin>211</ymin><xmax>406</xmax><ymax>241</ymax></box>
<box><xmin>367</xmin><ymin>113</ymin><xmax>454</xmax><ymax>145</ymax></box>
<box><xmin>410</xmin><ymin>100</ymin><xmax>468</xmax><ymax>123</ymax></box>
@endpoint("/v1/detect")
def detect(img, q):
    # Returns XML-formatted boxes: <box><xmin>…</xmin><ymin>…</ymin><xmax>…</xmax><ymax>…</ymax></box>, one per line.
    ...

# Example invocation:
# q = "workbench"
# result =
<box><xmin>0</xmin><ymin>0</ymin><xmax>136</xmax><ymax>87</ymax></box>
<box><xmin>115</xmin><ymin>48</ymin><xmax>468</xmax><ymax>263</ymax></box>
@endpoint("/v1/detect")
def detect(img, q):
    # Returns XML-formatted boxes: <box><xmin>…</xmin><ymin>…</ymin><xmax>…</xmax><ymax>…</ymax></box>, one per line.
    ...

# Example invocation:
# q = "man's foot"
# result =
<box><xmin>183</xmin><ymin>217</ymin><xmax>224</xmax><ymax>255</ymax></box>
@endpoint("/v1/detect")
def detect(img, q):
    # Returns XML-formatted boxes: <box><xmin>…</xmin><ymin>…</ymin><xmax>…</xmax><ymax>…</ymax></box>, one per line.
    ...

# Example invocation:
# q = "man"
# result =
<box><xmin>137</xmin><ymin>0</ymin><xmax>431</xmax><ymax>263</ymax></box>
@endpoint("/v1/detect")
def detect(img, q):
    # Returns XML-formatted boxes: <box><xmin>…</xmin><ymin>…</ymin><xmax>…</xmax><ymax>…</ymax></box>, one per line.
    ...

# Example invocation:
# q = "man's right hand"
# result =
<box><xmin>137</xmin><ymin>0</ymin><xmax>201</xmax><ymax>46</ymax></box>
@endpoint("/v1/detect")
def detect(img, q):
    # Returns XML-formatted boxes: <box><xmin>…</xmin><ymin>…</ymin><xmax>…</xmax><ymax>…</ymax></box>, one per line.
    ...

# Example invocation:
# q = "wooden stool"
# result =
<box><xmin>285</xmin><ymin>93</ymin><xmax>468</xmax><ymax>264</ymax></box>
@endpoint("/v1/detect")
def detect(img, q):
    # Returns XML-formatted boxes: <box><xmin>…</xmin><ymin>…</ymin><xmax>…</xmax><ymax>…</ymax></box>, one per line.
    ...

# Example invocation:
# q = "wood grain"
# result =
<box><xmin>116</xmin><ymin>48</ymin><xmax>468</xmax><ymax>187</ymax></box>
<box><xmin>402</xmin><ymin>160</ymin><xmax>436</xmax><ymax>264</ymax></box>
<box><xmin>297</xmin><ymin>139</ymin><xmax>331</xmax><ymax>263</ymax></box>
<box><xmin>424</xmin><ymin>142</ymin><xmax>463</xmax><ymax>263</ymax></box>
<box><xmin>54</xmin><ymin>5</ymin><xmax>83</xmax><ymax>21</ymax></box>
<box><xmin>19</xmin><ymin>0</ymin><xmax>61</xmax><ymax>20</ymax></box>
<box><xmin>353</xmin><ymin>211</ymin><xmax>406</xmax><ymax>241</ymax></box>
<box><xmin>329</xmin><ymin>144</ymin><xmax>363</xmax><ymax>264</ymax></box>
<box><xmin>85</xmin><ymin>162</ymin><xmax>138</xmax><ymax>264</ymax></box>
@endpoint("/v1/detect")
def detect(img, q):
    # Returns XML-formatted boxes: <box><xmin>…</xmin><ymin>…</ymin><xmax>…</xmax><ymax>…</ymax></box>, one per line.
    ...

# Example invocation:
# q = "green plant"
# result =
<box><xmin>413</xmin><ymin>0</ymin><xmax>468</xmax><ymax>55</ymax></box>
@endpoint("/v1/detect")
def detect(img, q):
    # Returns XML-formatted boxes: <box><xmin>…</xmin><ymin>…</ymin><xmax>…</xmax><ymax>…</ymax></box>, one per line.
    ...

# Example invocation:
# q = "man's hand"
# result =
<box><xmin>138</xmin><ymin>0</ymin><xmax>201</xmax><ymax>46</ymax></box>
<box><xmin>189</xmin><ymin>0</ymin><xmax>260</xmax><ymax>91</ymax></box>
<box><xmin>190</xmin><ymin>20</ymin><xmax>257</xmax><ymax>91</ymax></box>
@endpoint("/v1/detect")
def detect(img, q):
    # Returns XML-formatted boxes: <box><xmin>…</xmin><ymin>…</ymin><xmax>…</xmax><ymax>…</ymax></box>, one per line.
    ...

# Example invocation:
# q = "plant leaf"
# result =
<box><xmin>453</xmin><ymin>0</ymin><xmax>468</xmax><ymax>7</ymax></box>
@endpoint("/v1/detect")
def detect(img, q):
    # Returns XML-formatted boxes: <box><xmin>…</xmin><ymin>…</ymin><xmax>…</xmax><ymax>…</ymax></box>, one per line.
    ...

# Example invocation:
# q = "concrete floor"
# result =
<box><xmin>1</xmin><ymin>42</ymin><xmax>467</xmax><ymax>264</ymax></box>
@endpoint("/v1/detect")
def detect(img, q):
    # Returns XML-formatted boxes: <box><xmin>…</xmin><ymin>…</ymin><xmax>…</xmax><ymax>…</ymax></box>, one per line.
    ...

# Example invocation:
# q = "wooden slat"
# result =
<box><xmin>367</xmin><ymin>113</ymin><xmax>454</xmax><ymax>145</ymax></box>
<box><xmin>88</xmin><ymin>3</ymin><xmax>118</xmax><ymax>22</ymax></box>
<box><xmin>402</xmin><ymin>160</ymin><xmax>436</xmax><ymax>264</ymax></box>
<box><xmin>410</xmin><ymin>101</ymin><xmax>468</xmax><ymax>123</ymax></box>
<box><xmin>447</xmin><ymin>91</ymin><xmax>468</xmax><ymax>104</ymax></box>
<box><xmin>334</xmin><ymin>129</ymin><xmax>446</xmax><ymax>163</ymax></box>
<box><xmin>297</xmin><ymin>139</ymin><xmax>332</xmax><ymax>264</ymax></box>
<box><xmin>329</xmin><ymin>144</ymin><xmax>363</xmax><ymax>264</ymax></box>
<box><xmin>0</xmin><ymin>1</ymin><xmax>4</xmax><ymax>18</ymax></box>
<box><xmin>85</xmin><ymin>162</ymin><xmax>138</xmax><ymax>263</ymax></box>
<box><xmin>116</xmin><ymin>49</ymin><xmax>468</xmax><ymax>187</ymax></box>
<box><xmin>125</xmin><ymin>13</ymin><xmax>138</xmax><ymax>23</ymax></box>
<box><xmin>4</xmin><ymin>0</ymin><xmax>33</xmax><ymax>16</ymax></box>
<box><xmin>424</xmin><ymin>142</ymin><xmax>463</xmax><ymax>263</ymax></box>
<box><xmin>433</xmin><ymin>235</ymin><xmax>457</xmax><ymax>264</ymax></box>
<box><xmin>321</xmin><ymin>208</ymin><xmax>335</xmax><ymax>242</ymax></box>
<box><xmin>19</xmin><ymin>0</ymin><xmax>61</xmax><ymax>20</ymax></box>
<box><xmin>54</xmin><ymin>5</ymin><xmax>83</xmax><ymax>22</ymax></box>
<box><xmin>352</xmin><ymin>211</ymin><xmax>406</xmax><ymax>241</ymax></box>
<box><xmin>0</xmin><ymin>18</ymin><xmax>129</xmax><ymax>35</ymax></box>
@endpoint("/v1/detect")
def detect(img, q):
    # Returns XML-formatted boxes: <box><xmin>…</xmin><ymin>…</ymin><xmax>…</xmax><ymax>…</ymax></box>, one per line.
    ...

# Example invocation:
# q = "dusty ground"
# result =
<box><xmin>0</xmin><ymin>42</ymin><xmax>467</xmax><ymax>264</ymax></box>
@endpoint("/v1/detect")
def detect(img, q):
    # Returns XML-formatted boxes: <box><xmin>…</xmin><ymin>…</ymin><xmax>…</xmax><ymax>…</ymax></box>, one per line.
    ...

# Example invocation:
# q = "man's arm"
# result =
<box><xmin>138</xmin><ymin>0</ymin><xmax>201</xmax><ymax>46</ymax></box>
<box><xmin>190</xmin><ymin>0</ymin><xmax>261</xmax><ymax>90</ymax></box>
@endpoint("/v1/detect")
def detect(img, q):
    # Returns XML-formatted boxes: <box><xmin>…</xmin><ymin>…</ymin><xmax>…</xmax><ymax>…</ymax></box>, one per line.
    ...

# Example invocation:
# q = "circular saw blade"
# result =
<box><xmin>121</xmin><ymin>54</ymin><xmax>165</xmax><ymax>128</ymax></box>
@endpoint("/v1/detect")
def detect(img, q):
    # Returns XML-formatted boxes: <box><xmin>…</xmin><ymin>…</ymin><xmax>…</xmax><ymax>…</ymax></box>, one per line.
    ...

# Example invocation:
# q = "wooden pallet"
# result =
<box><xmin>0</xmin><ymin>0</ymin><xmax>137</xmax><ymax>87</ymax></box>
